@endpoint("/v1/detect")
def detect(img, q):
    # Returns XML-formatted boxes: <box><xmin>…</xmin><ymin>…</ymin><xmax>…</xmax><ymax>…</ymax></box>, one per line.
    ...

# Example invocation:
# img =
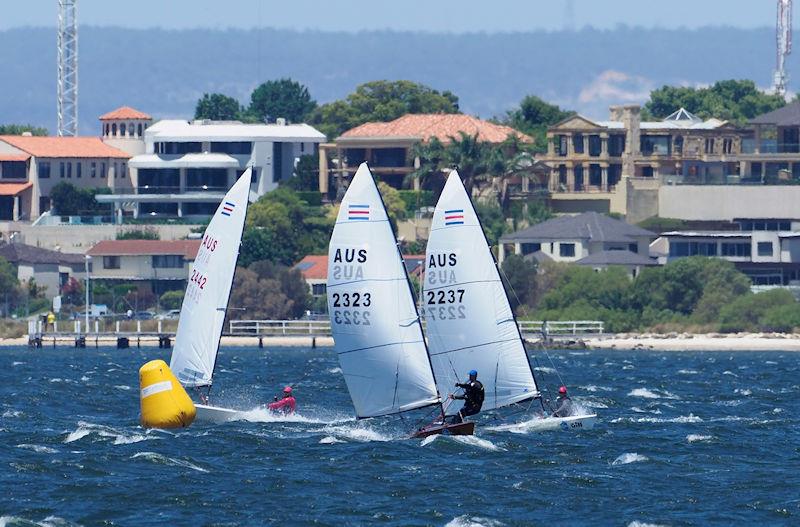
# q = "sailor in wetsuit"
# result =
<box><xmin>552</xmin><ymin>386</ymin><xmax>573</xmax><ymax>417</ymax></box>
<box><xmin>448</xmin><ymin>370</ymin><xmax>484</xmax><ymax>423</ymax></box>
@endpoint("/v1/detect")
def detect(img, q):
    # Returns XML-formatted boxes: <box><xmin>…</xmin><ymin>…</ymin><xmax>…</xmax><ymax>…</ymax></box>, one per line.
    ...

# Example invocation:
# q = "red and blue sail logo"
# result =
<box><xmin>220</xmin><ymin>201</ymin><xmax>236</xmax><ymax>217</ymax></box>
<box><xmin>444</xmin><ymin>208</ymin><xmax>465</xmax><ymax>225</ymax></box>
<box><xmin>348</xmin><ymin>204</ymin><xmax>370</xmax><ymax>221</ymax></box>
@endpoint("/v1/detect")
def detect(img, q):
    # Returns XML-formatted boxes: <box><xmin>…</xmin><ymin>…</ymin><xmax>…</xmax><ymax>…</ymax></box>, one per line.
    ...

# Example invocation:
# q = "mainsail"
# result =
<box><xmin>423</xmin><ymin>170</ymin><xmax>538</xmax><ymax>415</ymax></box>
<box><xmin>170</xmin><ymin>168</ymin><xmax>252</xmax><ymax>388</ymax></box>
<box><xmin>327</xmin><ymin>163</ymin><xmax>440</xmax><ymax>419</ymax></box>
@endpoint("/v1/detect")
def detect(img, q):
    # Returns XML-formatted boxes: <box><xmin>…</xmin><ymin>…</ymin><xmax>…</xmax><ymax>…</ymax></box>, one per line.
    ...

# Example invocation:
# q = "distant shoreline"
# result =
<box><xmin>3</xmin><ymin>333</ymin><xmax>800</xmax><ymax>351</ymax></box>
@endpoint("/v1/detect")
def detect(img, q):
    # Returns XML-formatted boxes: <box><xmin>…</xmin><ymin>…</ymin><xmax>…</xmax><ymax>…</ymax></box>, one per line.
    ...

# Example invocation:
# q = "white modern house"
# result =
<box><xmin>652</xmin><ymin>227</ymin><xmax>800</xmax><ymax>286</ymax></box>
<box><xmin>98</xmin><ymin>119</ymin><xmax>326</xmax><ymax>220</ymax></box>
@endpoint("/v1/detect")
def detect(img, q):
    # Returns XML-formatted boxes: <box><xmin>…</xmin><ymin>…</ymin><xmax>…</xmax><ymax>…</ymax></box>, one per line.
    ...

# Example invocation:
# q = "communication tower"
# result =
<box><xmin>57</xmin><ymin>0</ymin><xmax>78</xmax><ymax>136</ymax></box>
<box><xmin>774</xmin><ymin>0</ymin><xmax>793</xmax><ymax>97</ymax></box>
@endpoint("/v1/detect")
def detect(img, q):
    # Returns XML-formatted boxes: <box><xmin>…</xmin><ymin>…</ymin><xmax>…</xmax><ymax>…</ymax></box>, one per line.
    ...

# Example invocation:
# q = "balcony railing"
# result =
<box><xmin>741</xmin><ymin>140</ymin><xmax>800</xmax><ymax>154</ymax></box>
<box><xmin>136</xmin><ymin>185</ymin><xmax>228</xmax><ymax>194</ymax></box>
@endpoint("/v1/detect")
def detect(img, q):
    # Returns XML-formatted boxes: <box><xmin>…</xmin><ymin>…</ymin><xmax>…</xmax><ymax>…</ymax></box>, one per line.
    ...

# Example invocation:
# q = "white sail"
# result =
<box><xmin>423</xmin><ymin>170</ymin><xmax>538</xmax><ymax>415</ymax></box>
<box><xmin>327</xmin><ymin>163</ymin><xmax>440</xmax><ymax>419</ymax></box>
<box><xmin>170</xmin><ymin>169</ymin><xmax>252</xmax><ymax>388</ymax></box>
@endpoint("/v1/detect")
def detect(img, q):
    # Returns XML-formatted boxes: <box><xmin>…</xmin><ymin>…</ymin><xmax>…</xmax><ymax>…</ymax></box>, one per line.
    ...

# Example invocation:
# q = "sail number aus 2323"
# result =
<box><xmin>331</xmin><ymin>292</ymin><xmax>372</xmax><ymax>326</ymax></box>
<box><xmin>332</xmin><ymin>292</ymin><xmax>371</xmax><ymax>307</ymax></box>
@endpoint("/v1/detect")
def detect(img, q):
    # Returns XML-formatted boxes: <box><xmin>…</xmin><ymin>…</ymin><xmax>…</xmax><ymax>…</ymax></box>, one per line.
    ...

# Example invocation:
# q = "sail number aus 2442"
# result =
<box><xmin>189</xmin><ymin>270</ymin><xmax>207</xmax><ymax>290</ymax></box>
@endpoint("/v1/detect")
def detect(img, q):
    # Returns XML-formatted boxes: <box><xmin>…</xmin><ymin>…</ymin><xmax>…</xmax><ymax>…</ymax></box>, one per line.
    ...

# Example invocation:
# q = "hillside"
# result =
<box><xmin>0</xmin><ymin>26</ymin><xmax>790</xmax><ymax>134</ymax></box>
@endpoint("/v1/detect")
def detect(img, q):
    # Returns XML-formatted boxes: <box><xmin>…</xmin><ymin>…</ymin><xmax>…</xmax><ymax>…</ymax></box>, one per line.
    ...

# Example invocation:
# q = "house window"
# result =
<box><xmin>210</xmin><ymin>142</ymin><xmax>253</xmax><ymax>155</ymax></box>
<box><xmin>559</xmin><ymin>243</ymin><xmax>576</xmax><ymax>257</ymax></box>
<box><xmin>300</xmin><ymin>142</ymin><xmax>305</xmax><ymax>153</ymax></box>
<box><xmin>152</xmin><ymin>255</ymin><xmax>184</xmax><ymax>268</ymax></box>
<box><xmin>705</xmin><ymin>138</ymin><xmax>715</xmax><ymax>154</ymax></box>
<box><xmin>558</xmin><ymin>135</ymin><xmax>568</xmax><ymax>156</ymax></box>
<box><xmin>137</xmin><ymin>123</ymin><xmax>143</xmax><ymax>137</ymax></box>
<box><xmin>90</xmin><ymin>162</ymin><xmax>97</xmax><ymax>178</ymax></box>
<box><xmin>721</xmin><ymin>242</ymin><xmax>751</xmax><ymax>257</ymax></box>
<box><xmin>66</xmin><ymin>162</ymin><xmax>72</xmax><ymax>178</ymax></box>
<box><xmin>112</xmin><ymin>123</ymin><xmax>117</xmax><ymax>136</ymax></box>
<box><xmin>120</xmin><ymin>123</ymin><xmax>126</xmax><ymax>136</ymax></box>
<box><xmin>38</xmin><ymin>161</ymin><xmax>51</xmax><ymax>179</ymax></box>
<box><xmin>311</xmin><ymin>283</ymin><xmax>327</xmax><ymax>296</ymax></box>
<box><xmin>723</xmin><ymin>138</ymin><xmax>733</xmax><ymax>154</ymax></box>
<box><xmin>757</xmin><ymin>242</ymin><xmax>774</xmax><ymax>257</ymax></box>
<box><xmin>1</xmin><ymin>161</ymin><xmax>26</xmax><ymax>179</ymax></box>
<box><xmin>521</xmin><ymin>243</ymin><xmax>541</xmax><ymax>255</ymax></box>
<box><xmin>60</xmin><ymin>162</ymin><xmax>65</xmax><ymax>178</ymax></box>
<box><xmin>101</xmin><ymin>162</ymin><xmax>106</xmax><ymax>178</ymax></box>
<box><xmin>121</xmin><ymin>162</ymin><xmax>127</xmax><ymax>178</ymax></box>
<box><xmin>76</xmin><ymin>162</ymin><xmax>82</xmax><ymax>178</ymax></box>
<box><xmin>573</xmin><ymin>134</ymin><xmax>584</xmax><ymax>154</ymax></box>
<box><xmin>103</xmin><ymin>256</ymin><xmax>120</xmax><ymax>269</ymax></box>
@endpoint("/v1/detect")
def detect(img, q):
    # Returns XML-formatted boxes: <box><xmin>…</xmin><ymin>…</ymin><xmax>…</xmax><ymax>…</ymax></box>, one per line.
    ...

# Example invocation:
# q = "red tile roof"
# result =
<box><xmin>0</xmin><ymin>153</ymin><xmax>31</xmax><ymax>162</ymax></box>
<box><xmin>0</xmin><ymin>182</ymin><xmax>33</xmax><ymax>196</ymax></box>
<box><xmin>0</xmin><ymin>136</ymin><xmax>130</xmax><ymax>159</ymax></box>
<box><xmin>99</xmin><ymin>106</ymin><xmax>152</xmax><ymax>121</ymax></box>
<box><xmin>339</xmin><ymin>114</ymin><xmax>533</xmax><ymax>144</ymax></box>
<box><xmin>294</xmin><ymin>255</ymin><xmax>327</xmax><ymax>280</ymax></box>
<box><xmin>294</xmin><ymin>254</ymin><xmax>427</xmax><ymax>281</ymax></box>
<box><xmin>87</xmin><ymin>240</ymin><xmax>201</xmax><ymax>259</ymax></box>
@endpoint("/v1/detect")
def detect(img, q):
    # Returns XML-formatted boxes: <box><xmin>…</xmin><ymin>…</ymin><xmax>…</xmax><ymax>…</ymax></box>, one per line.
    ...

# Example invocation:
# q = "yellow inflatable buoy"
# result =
<box><xmin>139</xmin><ymin>359</ymin><xmax>196</xmax><ymax>428</ymax></box>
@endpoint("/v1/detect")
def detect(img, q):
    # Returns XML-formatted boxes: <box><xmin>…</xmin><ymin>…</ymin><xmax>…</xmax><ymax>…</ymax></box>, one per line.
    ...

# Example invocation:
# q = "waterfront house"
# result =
<box><xmin>318</xmin><ymin>114</ymin><xmax>532</xmax><ymax>193</ymax></box>
<box><xmin>86</xmin><ymin>239</ymin><xmax>201</xmax><ymax>296</ymax></box>
<box><xmin>499</xmin><ymin>212</ymin><xmax>656</xmax><ymax>277</ymax></box>
<box><xmin>0</xmin><ymin>241</ymin><xmax>85</xmax><ymax>298</ymax></box>
<box><xmin>99</xmin><ymin>118</ymin><xmax>326</xmax><ymax>220</ymax></box>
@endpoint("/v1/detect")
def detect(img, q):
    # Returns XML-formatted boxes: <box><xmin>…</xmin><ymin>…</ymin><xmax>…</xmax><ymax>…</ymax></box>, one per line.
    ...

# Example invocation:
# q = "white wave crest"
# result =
<box><xmin>236</xmin><ymin>406</ymin><xmax>337</xmax><ymax>424</ymax></box>
<box><xmin>0</xmin><ymin>515</ymin><xmax>78</xmax><ymax>527</ymax></box>
<box><xmin>627</xmin><ymin>522</ymin><xmax>668</xmax><ymax>527</ymax></box>
<box><xmin>318</xmin><ymin>424</ymin><xmax>395</xmax><ymax>442</ymax></box>
<box><xmin>318</xmin><ymin>436</ymin><xmax>344</xmax><ymax>444</ymax></box>
<box><xmin>16</xmin><ymin>443</ymin><xmax>59</xmax><ymax>454</ymax></box>
<box><xmin>533</xmin><ymin>366</ymin><xmax>556</xmax><ymax>373</ymax></box>
<box><xmin>686</xmin><ymin>434</ymin><xmax>713</xmax><ymax>443</ymax></box>
<box><xmin>12</xmin><ymin>361</ymin><xmax>24</xmax><ymax>366</ymax></box>
<box><xmin>64</xmin><ymin>421</ymin><xmax>153</xmax><ymax>445</ymax></box>
<box><xmin>2</xmin><ymin>410</ymin><xmax>22</xmax><ymax>418</ymax></box>
<box><xmin>445</xmin><ymin>516</ymin><xmax>506</xmax><ymax>527</ymax></box>
<box><xmin>131</xmin><ymin>451</ymin><xmax>208</xmax><ymax>473</ymax></box>
<box><xmin>677</xmin><ymin>369</ymin><xmax>699</xmax><ymax>375</ymax></box>
<box><xmin>420</xmin><ymin>434</ymin><xmax>502</xmax><ymax>451</ymax></box>
<box><xmin>612</xmin><ymin>452</ymin><xmax>648</xmax><ymax>466</ymax></box>
<box><xmin>612</xmin><ymin>414</ymin><xmax>702</xmax><ymax>424</ymax></box>
<box><xmin>628</xmin><ymin>388</ymin><xmax>679</xmax><ymax>400</ymax></box>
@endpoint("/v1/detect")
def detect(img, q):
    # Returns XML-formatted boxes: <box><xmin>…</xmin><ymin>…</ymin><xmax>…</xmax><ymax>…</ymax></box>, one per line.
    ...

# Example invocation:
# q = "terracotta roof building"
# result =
<box><xmin>318</xmin><ymin>113</ymin><xmax>532</xmax><ymax>193</ymax></box>
<box><xmin>86</xmin><ymin>239</ymin><xmax>202</xmax><ymax>295</ymax></box>
<box><xmin>0</xmin><ymin>119</ymin><xmax>135</xmax><ymax>222</ymax></box>
<box><xmin>100</xmin><ymin>106</ymin><xmax>153</xmax><ymax>121</ymax></box>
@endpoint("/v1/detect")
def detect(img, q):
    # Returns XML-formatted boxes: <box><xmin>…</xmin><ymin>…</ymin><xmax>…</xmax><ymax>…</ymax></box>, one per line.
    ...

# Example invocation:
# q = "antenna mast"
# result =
<box><xmin>774</xmin><ymin>0</ymin><xmax>793</xmax><ymax>97</ymax></box>
<box><xmin>57</xmin><ymin>0</ymin><xmax>78</xmax><ymax>136</ymax></box>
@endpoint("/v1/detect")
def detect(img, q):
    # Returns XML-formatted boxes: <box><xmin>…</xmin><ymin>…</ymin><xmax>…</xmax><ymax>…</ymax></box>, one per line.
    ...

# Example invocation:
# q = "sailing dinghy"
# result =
<box><xmin>423</xmin><ymin>170</ymin><xmax>596</xmax><ymax>431</ymax></box>
<box><xmin>327</xmin><ymin>163</ymin><xmax>473</xmax><ymax>438</ymax></box>
<box><xmin>169</xmin><ymin>168</ymin><xmax>253</xmax><ymax>424</ymax></box>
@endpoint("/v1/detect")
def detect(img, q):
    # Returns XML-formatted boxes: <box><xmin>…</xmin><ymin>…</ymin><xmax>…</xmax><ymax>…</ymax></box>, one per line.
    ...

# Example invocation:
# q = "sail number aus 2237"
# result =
<box><xmin>422</xmin><ymin>288</ymin><xmax>466</xmax><ymax>320</ymax></box>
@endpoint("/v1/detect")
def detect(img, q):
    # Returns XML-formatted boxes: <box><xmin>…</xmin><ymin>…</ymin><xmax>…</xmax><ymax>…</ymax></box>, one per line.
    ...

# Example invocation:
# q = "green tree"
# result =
<box><xmin>240</xmin><ymin>187</ymin><xmax>333</xmax><ymax>266</ymax></box>
<box><xmin>507</xmin><ymin>95</ymin><xmax>574</xmax><ymax>152</ymax></box>
<box><xmin>282</xmin><ymin>154</ymin><xmax>319</xmax><ymax>191</ymax></box>
<box><xmin>247</xmin><ymin>78</ymin><xmax>317</xmax><ymax>124</ymax></box>
<box><xmin>500</xmin><ymin>254</ymin><xmax>537</xmax><ymax>312</ymax></box>
<box><xmin>116</xmin><ymin>227</ymin><xmax>159</xmax><ymax>240</ymax></box>
<box><xmin>309</xmin><ymin>80</ymin><xmax>460</xmax><ymax>138</ymax></box>
<box><xmin>0</xmin><ymin>124</ymin><xmax>48</xmax><ymax>136</ymax></box>
<box><xmin>643</xmin><ymin>80</ymin><xmax>785</xmax><ymax>124</ymax></box>
<box><xmin>195</xmin><ymin>93</ymin><xmax>243</xmax><ymax>121</ymax></box>
<box><xmin>248</xmin><ymin>260</ymin><xmax>311</xmax><ymax>319</ymax></box>
<box><xmin>474</xmin><ymin>200</ymin><xmax>508</xmax><ymax>247</ymax></box>
<box><xmin>719</xmin><ymin>289</ymin><xmax>797</xmax><ymax>332</ymax></box>
<box><xmin>159</xmin><ymin>290</ymin><xmax>184</xmax><ymax>310</ymax></box>
<box><xmin>50</xmin><ymin>182</ymin><xmax>112</xmax><ymax>216</ymax></box>
<box><xmin>0</xmin><ymin>256</ymin><xmax>20</xmax><ymax>317</ymax></box>
<box><xmin>377</xmin><ymin>181</ymin><xmax>407</xmax><ymax>227</ymax></box>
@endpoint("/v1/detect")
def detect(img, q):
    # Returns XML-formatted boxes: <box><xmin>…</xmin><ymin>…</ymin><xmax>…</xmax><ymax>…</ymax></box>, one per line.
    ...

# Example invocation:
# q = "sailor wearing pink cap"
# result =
<box><xmin>268</xmin><ymin>386</ymin><xmax>296</xmax><ymax>414</ymax></box>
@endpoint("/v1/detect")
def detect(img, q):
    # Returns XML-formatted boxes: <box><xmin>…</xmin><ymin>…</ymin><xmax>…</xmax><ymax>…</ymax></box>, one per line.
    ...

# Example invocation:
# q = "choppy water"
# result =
<box><xmin>1</xmin><ymin>346</ymin><xmax>798</xmax><ymax>526</ymax></box>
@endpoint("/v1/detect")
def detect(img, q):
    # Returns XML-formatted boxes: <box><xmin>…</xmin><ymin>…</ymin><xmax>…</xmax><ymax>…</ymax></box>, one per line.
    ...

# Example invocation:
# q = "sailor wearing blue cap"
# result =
<box><xmin>448</xmin><ymin>369</ymin><xmax>485</xmax><ymax>423</ymax></box>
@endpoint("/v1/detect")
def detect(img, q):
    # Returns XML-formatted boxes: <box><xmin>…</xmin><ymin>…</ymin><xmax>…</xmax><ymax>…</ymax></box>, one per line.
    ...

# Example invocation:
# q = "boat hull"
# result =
<box><xmin>195</xmin><ymin>404</ymin><xmax>241</xmax><ymax>424</ymax></box>
<box><xmin>411</xmin><ymin>421</ymin><xmax>475</xmax><ymax>438</ymax></box>
<box><xmin>489</xmin><ymin>413</ymin><xmax>598</xmax><ymax>433</ymax></box>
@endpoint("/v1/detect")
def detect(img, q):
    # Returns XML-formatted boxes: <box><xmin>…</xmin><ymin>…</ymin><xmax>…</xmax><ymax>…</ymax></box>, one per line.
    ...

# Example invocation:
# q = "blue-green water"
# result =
<box><xmin>1</xmin><ymin>346</ymin><xmax>798</xmax><ymax>526</ymax></box>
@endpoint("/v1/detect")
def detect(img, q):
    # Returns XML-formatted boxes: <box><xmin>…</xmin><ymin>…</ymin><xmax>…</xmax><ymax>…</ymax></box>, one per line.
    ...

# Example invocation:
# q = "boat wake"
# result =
<box><xmin>628</xmin><ymin>388</ymin><xmax>680</xmax><ymax>400</ymax></box>
<box><xmin>445</xmin><ymin>515</ymin><xmax>506</xmax><ymax>527</ymax></box>
<box><xmin>314</xmin><ymin>423</ymin><xmax>396</xmax><ymax>442</ymax></box>
<box><xmin>234</xmin><ymin>407</ymin><xmax>345</xmax><ymax>425</ymax></box>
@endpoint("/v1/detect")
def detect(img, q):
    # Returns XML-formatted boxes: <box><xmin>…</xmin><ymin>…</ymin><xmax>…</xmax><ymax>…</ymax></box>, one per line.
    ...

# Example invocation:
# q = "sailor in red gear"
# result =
<box><xmin>268</xmin><ymin>386</ymin><xmax>296</xmax><ymax>414</ymax></box>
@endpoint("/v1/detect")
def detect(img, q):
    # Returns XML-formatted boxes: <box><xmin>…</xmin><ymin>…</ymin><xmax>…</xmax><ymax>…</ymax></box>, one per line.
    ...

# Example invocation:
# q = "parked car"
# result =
<box><xmin>133</xmin><ymin>311</ymin><xmax>154</xmax><ymax>320</ymax></box>
<box><xmin>156</xmin><ymin>309</ymin><xmax>181</xmax><ymax>320</ymax></box>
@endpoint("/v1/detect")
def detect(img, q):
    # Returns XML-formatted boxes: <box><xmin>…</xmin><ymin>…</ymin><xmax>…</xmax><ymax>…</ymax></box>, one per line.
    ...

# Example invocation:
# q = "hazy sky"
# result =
<box><xmin>1</xmin><ymin>0</ymin><xmax>786</xmax><ymax>32</ymax></box>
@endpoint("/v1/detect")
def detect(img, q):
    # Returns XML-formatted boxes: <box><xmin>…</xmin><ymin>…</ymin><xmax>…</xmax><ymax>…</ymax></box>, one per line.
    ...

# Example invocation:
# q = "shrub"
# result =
<box><xmin>159</xmin><ymin>290</ymin><xmax>184</xmax><ymax>310</ymax></box>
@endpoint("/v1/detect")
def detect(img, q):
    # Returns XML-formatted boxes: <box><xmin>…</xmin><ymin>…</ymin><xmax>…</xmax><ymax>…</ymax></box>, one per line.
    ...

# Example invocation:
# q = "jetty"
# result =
<box><xmin>27</xmin><ymin>319</ymin><xmax>604</xmax><ymax>348</ymax></box>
